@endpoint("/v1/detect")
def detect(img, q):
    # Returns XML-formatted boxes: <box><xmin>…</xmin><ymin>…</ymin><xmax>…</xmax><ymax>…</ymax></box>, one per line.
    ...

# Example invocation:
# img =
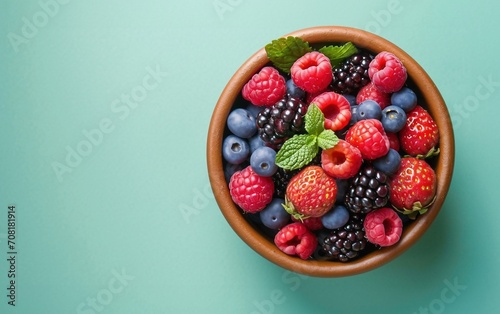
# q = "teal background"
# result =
<box><xmin>0</xmin><ymin>0</ymin><xmax>498</xmax><ymax>313</ymax></box>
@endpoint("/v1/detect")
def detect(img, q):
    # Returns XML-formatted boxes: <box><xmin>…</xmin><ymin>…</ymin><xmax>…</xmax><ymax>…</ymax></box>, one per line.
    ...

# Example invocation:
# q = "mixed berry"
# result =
<box><xmin>222</xmin><ymin>36</ymin><xmax>440</xmax><ymax>262</ymax></box>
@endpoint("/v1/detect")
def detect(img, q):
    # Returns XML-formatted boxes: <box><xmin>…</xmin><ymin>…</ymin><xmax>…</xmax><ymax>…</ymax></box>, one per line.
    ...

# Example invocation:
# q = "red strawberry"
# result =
<box><xmin>399</xmin><ymin>105</ymin><xmax>439</xmax><ymax>157</ymax></box>
<box><xmin>345</xmin><ymin>119</ymin><xmax>390</xmax><ymax>160</ymax></box>
<box><xmin>390</xmin><ymin>157</ymin><xmax>437</xmax><ymax>219</ymax></box>
<box><xmin>285</xmin><ymin>166</ymin><xmax>337</xmax><ymax>218</ymax></box>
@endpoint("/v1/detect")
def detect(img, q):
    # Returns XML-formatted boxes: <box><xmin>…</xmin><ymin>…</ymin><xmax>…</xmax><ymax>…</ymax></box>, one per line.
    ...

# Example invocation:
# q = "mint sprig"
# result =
<box><xmin>265</xmin><ymin>36</ymin><xmax>312</xmax><ymax>73</ymax></box>
<box><xmin>319</xmin><ymin>42</ymin><xmax>359</xmax><ymax>68</ymax></box>
<box><xmin>275</xmin><ymin>104</ymin><xmax>339</xmax><ymax>170</ymax></box>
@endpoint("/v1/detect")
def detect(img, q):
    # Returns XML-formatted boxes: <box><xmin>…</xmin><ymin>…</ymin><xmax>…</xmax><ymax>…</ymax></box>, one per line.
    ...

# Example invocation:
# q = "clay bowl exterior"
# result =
<box><xmin>207</xmin><ymin>26</ymin><xmax>454</xmax><ymax>277</ymax></box>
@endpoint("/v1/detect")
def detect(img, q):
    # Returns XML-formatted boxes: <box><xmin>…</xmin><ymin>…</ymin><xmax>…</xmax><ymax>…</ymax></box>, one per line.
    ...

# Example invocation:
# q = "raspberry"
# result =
<box><xmin>229</xmin><ymin>166</ymin><xmax>274</xmax><ymax>213</ymax></box>
<box><xmin>242</xmin><ymin>66</ymin><xmax>286</xmax><ymax>106</ymax></box>
<box><xmin>356</xmin><ymin>82</ymin><xmax>391</xmax><ymax>109</ymax></box>
<box><xmin>345</xmin><ymin>119</ymin><xmax>390</xmax><ymax>160</ymax></box>
<box><xmin>364</xmin><ymin>207</ymin><xmax>403</xmax><ymax>247</ymax></box>
<box><xmin>368</xmin><ymin>51</ymin><xmax>407</xmax><ymax>93</ymax></box>
<box><xmin>291</xmin><ymin>51</ymin><xmax>333</xmax><ymax>94</ymax></box>
<box><xmin>321</xmin><ymin>139</ymin><xmax>362</xmax><ymax>179</ymax></box>
<box><xmin>386</xmin><ymin>132</ymin><xmax>400</xmax><ymax>151</ymax></box>
<box><xmin>311</xmin><ymin>92</ymin><xmax>351</xmax><ymax>131</ymax></box>
<box><xmin>274</xmin><ymin>222</ymin><xmax>317</xmax><ymax>260</ymax></box>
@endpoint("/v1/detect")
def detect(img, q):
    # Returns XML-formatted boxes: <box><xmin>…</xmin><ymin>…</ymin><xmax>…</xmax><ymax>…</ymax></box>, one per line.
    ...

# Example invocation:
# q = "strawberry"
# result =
<box><xmin>285</xmin><ymin>166</ymin><xmax>337</xmax><ymax>218</ymax></box>
<box><xmin>399</xmin><ymin>105</ymin><xmax>439</xmax><ymax>157</ymax></box>
<box><xmin>389</xmin><ymin>157</ymin><xmax>437</xmax><ymax>219</ymax></box>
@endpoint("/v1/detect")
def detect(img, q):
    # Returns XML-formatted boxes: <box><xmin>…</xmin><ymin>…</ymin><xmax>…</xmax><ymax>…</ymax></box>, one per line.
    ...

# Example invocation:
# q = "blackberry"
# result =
<box><xmin>345</xmin><ymin>165</ymin><xmax>390</xmax><ymax>214</ymax></box>
<box><xmin>256</xmin><ymin>96</ymin><xmax>307</xmax><ymax>149</ymax></box>
<box><xmin>272</xmin><ymin>168</ymin><xmax>299</xmax><ymax>198</ymax></box>
<box><xmin>330</xmin><ymin>51</ymin><xmax>373</xmax><ymax>95</ymax></box>
<box><xmin>315</xmin><ymin>214</ymin><xmax>368</xmax><ymax>262</ymax></box>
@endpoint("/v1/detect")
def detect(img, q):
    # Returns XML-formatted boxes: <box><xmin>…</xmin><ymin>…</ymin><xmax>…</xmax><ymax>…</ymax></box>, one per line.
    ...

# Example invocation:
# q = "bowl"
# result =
<box><xmin>207</xmin><ymin>26</ymin><xmax>454</xmax><ymax>277</ymax></box>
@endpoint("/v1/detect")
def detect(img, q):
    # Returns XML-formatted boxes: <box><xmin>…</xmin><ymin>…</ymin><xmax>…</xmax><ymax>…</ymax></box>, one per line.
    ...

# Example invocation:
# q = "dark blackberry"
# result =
<box><xmin>256</xmin><ymin>96</ymin><xmax>307</xmax><ymax>149</ymax></box>
<box><xmin>272</xmin><ymin>168</ymin><xmax>299</xmax><ymax>198</ymax></box>
<box><xmin>330</xmin><ymin>51</ymin><xmax>373</xmax><ymax>95</ymax></box>
<box><xmin>345</xmin><ymin>165</ymin><xmax>390</xmax><ymax>214</ymax></box>
<box><xmin>315</xmin><ymin>214</ymin><xmax>368</xmax><ymax>262</ymax></box>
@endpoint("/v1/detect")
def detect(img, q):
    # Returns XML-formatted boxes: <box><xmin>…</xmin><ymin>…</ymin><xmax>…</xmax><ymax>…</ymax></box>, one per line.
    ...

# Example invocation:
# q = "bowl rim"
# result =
<box><xmin>207</xmin><ymin>26</ymin><xmax>455</xmax><ymax>277</ymax></box>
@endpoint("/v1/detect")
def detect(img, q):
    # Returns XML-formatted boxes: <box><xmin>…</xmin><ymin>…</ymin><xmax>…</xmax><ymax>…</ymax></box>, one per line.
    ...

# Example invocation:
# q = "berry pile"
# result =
<box><xmin>222</xmin><ymin>37</ymin><xmax>439</xmax><ymax>262</ymax></box>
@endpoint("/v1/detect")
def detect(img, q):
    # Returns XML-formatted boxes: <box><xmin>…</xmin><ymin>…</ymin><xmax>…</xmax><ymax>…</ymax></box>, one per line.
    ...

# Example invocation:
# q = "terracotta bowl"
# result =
<box><xmin>207</xmin><ymin>26</ymin><xmax>455</xmax><ymax>277</ymax></box>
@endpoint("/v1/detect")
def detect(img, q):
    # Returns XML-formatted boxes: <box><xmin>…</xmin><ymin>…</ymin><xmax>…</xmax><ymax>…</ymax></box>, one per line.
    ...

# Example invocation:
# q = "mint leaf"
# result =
<box><xmin>319</xmin><ymin>42</ymin><xmax>359</xmax><ymax>68</ymax></box>
<box><xmin>317</xmin><ymin>129</ymin><xmax>339</xmax><ymax>150</ymax></box>
<box><xmin>275</xmin><ymin>134</ymin><xmax>318</xmax><ymax>170</ymax></box>
<box><xmin>304</xmin><ymin>104</ymin><xmax>324</xmax><ymax>136</ymax></box>
<box><xmin>265</xmin><ymin>36</ymin><xmax>313</xmax><ymax>73</ymax></box>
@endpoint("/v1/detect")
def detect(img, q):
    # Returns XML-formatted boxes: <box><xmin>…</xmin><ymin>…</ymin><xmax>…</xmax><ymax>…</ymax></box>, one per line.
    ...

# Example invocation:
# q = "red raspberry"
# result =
<box><xmin>368</xmin><ymin>51</ymin><xmax>407</xmax><ymax>93</ymax></box>
<box><xmin>242</xmin><ymin>66</ymin><xmax>286</xmax><ymax>106</ymax></box>
<box><xmin>311</xmin><ymin>92</ymin><xmax>351</xmax><ymax>131</ymax></box>
<box><xmin>364</xmin><ymin>207</ymin><xmax>403</xmax><ymax>247</ymax></box>
<box><xmin>291</xmin><ymin>51</ymin><xmax>333</xmax><ymax>94</ymax></box>
<box><xmin>321</xmin><ymin>139</ymin><xmax>362</xmax><ymax>179</ymax></box>
<box><xmin>229</xmin><ymin>166</ymin><xmax>274</xmax><ymax>213</ymax></box>
<box><xmin>356</xmin><ymin>82</ymin><xmax>391</xmax><ymax>109</ymax></box>
<box><xmin>274</xmin><ymin>222</ymin><xmax>317</xmax><ymax>260</ymax></box>
<box><xmin>386</xmin><ymin>132</ymin><xmax>400</xmax><ymax>151</ymax></box>
<box><xmin>291</xmin><ymin>216</ymin><xmax>324</xmax><ymax>231</ymax></box>
<box><xmin>345</xmin><ymin>119</ymin><xmax>390</xmax><ymax>160</ymax></box>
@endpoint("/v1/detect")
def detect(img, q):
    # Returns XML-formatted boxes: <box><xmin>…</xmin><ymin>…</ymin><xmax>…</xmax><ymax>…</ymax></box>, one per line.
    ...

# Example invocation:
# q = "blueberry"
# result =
<box><xmin>349</xmin><ymin>105</ymin><xmax>359</xmax><ymax>126</ymax></box>
<box><xmin>260</xmin><ymin>198</ymin><xmax>290</xmax><ymax>230</ymax></box>
<box><xmin>224</xmin><ymin>162</ymin><xmax>245</xmax><ymax>182</ymax></box>
<box><xmin>343</xmin><ymin>94</ymin><xmax>357</xmax><ymax>107</ymax></box>
<box><xmin>227</xmin><ymin>108</ymin><xmax>257</xmax><ymax>138</ymax></box>
<box><xmin>250</xmin><ymin>146</ymin><xmax>277</xmax><ymax>177</ymax></box>
<box><xmin>245</xmin><ymin>103</ymin><xmax>263</xmax><ymax>119</ymax></box>
<box><xmin>381</xmin><ymin>105</ymin><xmax>407</xmax><ymax>133</ymax></box>
<box><xmin>249</xmin><ymin>134</ymin><xmax>265</xmax><ymax>154</ymax></box>
<box><xmin>222</xmin><ymin>135</ymin><xmax>250</xmax><ymax>164</ymax></box>
<box><xmin>391</xmin><ymin>87</ymin><xmax>417</xmax><ymax>112</ymax></box>
<box><xmin>356</xmin><ymin>100</ymin><xmax>382</xmax><ymax>120</ymax></box>
<box><xmin>321</xmin><ymin>205</ymin><xmax>350</xmax><ymax>230</ymax></box>
<box><xmin>286</xmin><ymin>79</ymin><xmax>306</xmax><ymax>99</ymax></box>
<box><xmin>372</xmin><ymin>148</ymin><xmax>401</xmax><ymax>176</ymax></box>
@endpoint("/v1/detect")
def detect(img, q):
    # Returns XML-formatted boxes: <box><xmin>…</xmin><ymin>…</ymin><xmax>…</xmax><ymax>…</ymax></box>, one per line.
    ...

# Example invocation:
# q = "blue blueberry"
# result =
<box><xmin>227</xmin><ymin>108</ymin><xmax>257</xmax><ymax>138</ymax></box>
<box><xmin>356</xmin><ymin>100</ymin><xmax>382</xmax><ymax>120</ymax></box>
<box><xmin>372</xmin><ymin>148</ymin><xmax>401</xmax><ymax>176</ymax></box>
<box><xmin>260</xmin><ymin>198</ymin><xmax>290</xmax><ymax>230</ymax></box>
<box><xmin>286</xmin><ymin>79</ymin><xmax>306</xmax><ymax>99</ymax></box>
<box><xmin>245</xmin><ymin>103</ymin><xmax>263</xmax><ymax>119</ymax></box>
<box><xmin>343</xmin><ymin>94</ymin><xmax>357</xmax><ymax>107</ymax></box>
<box><xmin>381</xmin><ymin>105</ymin><xmax>407</xmax><ymax>133</ymax></box>
<box><xmin>349</xmin><ymin>105</ymin><xmax>359</xmax><ymax>126</ymax></box>
<box><xmin>222</xmin><ymin>135</ymin><xmax>250</xmax><ymax>164</ymax></box>
<box><xmin>250</xmin><ymin>146</ymin><xmax>277</xmax><ymax>177</ymax></box>
<box><xmin>249</xmin><ymin>134</ymin><xmax>265</xmax><ymax>154</ymax></box>
<box><xmin>321</xmin><ymin>205</ymin><xmax>350</xmax><ymax>230</ymax></box>
<box><xmin>391</xmin><ymin>87</ymin><xmax>417</xmax><ymax>112</ymax></box>
<box><xmin>224</xmin><ymin>162</ymin><xmax>245</xmax><ymax>182</ymax></box>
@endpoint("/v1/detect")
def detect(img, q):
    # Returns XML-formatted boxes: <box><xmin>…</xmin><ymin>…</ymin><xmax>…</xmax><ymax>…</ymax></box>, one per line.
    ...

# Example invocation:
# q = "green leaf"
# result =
<box><xmin>275</xmin><ymin>134</ymin><xmax>318</xmax><ymax>170</ymax></box>
<box><xmin>304</xmin><ymin>104</ymin><xmax>324</xmax><ymax>136</ymax></box>
<box><xmin>265</xmin><ymin>36</ymin><xmax>313</xmax><ymax>73</ymax></box>
<box><xmin>317</xmin><ymin>129</ymin><xmax>339</xmax><ymax>150</ymax></box>
<box><xmin>319</xmin><ymin>42</ymin><xmax>359</xmax><ymax>68</ymax></box>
